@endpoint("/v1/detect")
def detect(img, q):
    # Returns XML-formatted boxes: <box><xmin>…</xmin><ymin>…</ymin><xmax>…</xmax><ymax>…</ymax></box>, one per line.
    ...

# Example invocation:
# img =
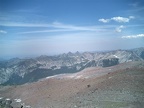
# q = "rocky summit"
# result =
<box><xmin>0</xmin><ymin>47</ymin><xmax>144</xmax><ymax>85</ymax></box>
<box><xmin>0</xmin><ymin>61</ymin><xmax>144</xmax><ymax>108</ymax></box>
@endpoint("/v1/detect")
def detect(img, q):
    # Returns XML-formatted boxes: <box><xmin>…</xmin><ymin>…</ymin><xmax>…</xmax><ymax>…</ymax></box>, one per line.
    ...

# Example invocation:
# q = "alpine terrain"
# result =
<box><xmin>0</xmin><ymin>47</ymin><xmax>144</xmax><ymax>85</ymax></box>
<box><xmin>0</xmin><ymin>47</ymin><xmax>144</xmax><ymax>108</ymax></box>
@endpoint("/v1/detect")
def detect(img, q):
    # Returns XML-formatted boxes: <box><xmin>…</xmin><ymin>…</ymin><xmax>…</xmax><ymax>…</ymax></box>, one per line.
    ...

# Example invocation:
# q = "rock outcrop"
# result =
<box><xmin>102</xmin><ymin>58</ymin><xmax>119</xmax><ymax>67</ymax></box>
<box><xmin>0</xmin><ymin>97</ymin><xmax>31</xmax><ymax>108</ymax></box>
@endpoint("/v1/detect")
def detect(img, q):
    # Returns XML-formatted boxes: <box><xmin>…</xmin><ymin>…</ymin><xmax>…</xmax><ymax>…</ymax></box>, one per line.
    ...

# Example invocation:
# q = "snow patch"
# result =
<box><xmin>113</xmin><ymin>55</ymin><xmax>118</xmax><ymax>58</ymax></box>
<box><xmin>25</xmin><ymin>105</ymin><xmax>31</xmax><ymax>108</ymax></box>
<box><xmin>108</xmin><ymin>77</ymin><xmax>112</xmax><ymax>79</ymax></box>
<box><xmin>6</xmin><ymin>98</ymin><xmax>10</xmax><ymax>100</ymax></box>
<box><xmin>46</xmin><ymin>75</ymin><xmax>60</xmax><ymax>79</ymax></box>
<box><xmin>65</xmin><ymin>75</ymin><xmax>75</xmax><ymax>78</ymax></box>
<box><xmin>14</xmin><ymin>98</ymin><xmax>22</xmax><ymax>102</ymax></box>
<box><xmin>84</xmin><ymin>76</ymin><xmax>90</xmax><ymax>79</ymax></box>
<box><xmin>75</xmin><ymin>75</ymin><xmax>83</xmax><ymax>79</ymax></box>
<box><xmin>74</xmin><ymin>105</ymin><xmax>77</xmax><ymax>107</ymax></box>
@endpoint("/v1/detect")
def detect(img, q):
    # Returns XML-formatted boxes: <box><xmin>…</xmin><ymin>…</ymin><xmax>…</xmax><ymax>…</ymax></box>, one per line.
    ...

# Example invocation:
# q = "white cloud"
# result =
<box><xmin>115</xmin><ymin>25</ymin><xmax>125</xmax><ymax>32</ymax></box>
<box><xmin>129</xmin><ymin>16</ymin><xmax>135</xmax><ymax>19</ymax></box>
<box><xmin>0</xmin><ymin>21</ymin><xmax>120</xmax><ymax>35</ymax></box>
<box><xmin>16</xmin><ymin>22</ymin><xmax>113</xmax><ymax>34</ymax></box>
<box><xmin>98</xmin><ymin>19</ymin><xmax>110</xmax><ymax>23</ymax></box>
<box><xmin>17</xmin><ymin>29</ymin><xmax>77</xmax><ymax>34</ymax></box>
<box><xmin>99</xmin><ymin>16</ymin><xmax>135</xmax><ymax>23</ymax></box>
<box><xmin>121</xmin><ymin>34</ymin><xmax>144</xmax><ymax>39</ymax></box>
<box><xmin>111</xmin><ymin>17</ymin><xmax>130</xmax><ymax>23</ymax></box>
<box><xmin>0</xmin><ymin>30</ymin><xmax>7</xmax><ymax>34</ymax></box>
<box><xmin>0</xmin><ymin>22</ymin><xmax>52</xmax><ymax>27</ymax></box>
<box><xmin>52</xmin><ymin>21</ymin><xmax>99</xmax><ymax>31</ymax></box>
<box><xmin>129</xmin><ymin>2</ymin><xmax>139</xmax><ymax>7</ymax></box>
<box><xmin>0</xmin><ymin>21</ymin><xmax>98</xmax><ymax>32</ymax></box>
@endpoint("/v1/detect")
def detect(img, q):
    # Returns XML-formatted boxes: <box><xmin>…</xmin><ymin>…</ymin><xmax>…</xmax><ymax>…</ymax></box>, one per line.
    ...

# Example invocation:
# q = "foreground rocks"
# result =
<box><xmin>0</xmin><ymin>97</ymin><xmax>31</xmax><ymax>108</ymax></box>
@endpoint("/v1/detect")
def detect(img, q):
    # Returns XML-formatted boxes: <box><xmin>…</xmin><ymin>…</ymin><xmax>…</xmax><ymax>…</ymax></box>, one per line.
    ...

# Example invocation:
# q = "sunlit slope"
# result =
<box><xmin>0</xmin><ymin>61</ymin><xmax>144</xmax><ymax>108</ymax></box>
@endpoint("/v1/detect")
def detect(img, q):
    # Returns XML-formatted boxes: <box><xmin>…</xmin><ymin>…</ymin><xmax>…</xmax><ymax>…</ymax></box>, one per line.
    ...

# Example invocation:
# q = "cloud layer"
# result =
<box><xmin>115</xmin><ymin>25</ymin><xmax>125</xmax><ymax>32</ymax></box>
<box><xmin>0</xmin><ymin>30</ymin><xmax>7</xmax><ymax>34</ymax></box>
<box><xmin>99</xmin><ymin>16</ymin><xmax>135</xmax><ymax>23</ymax></box>
<box><xmin>122</xmin><ymin>34</ymin><xmax>144</xmax><ymax>38</ymax></box>
<box><xmin>98</xmin><ymin>19</ymin><xmax>110</xmax><ymax>23</ymax></box>
<box><xmin>13</xmin><ymin>21</ymin><xmax>115</xmax><ymax>34</ymax></box>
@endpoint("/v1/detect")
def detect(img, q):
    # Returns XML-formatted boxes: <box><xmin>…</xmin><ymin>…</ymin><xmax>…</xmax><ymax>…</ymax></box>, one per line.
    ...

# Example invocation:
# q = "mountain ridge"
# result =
<box><xmin>0</xmin><ymin>47</ymin><xmax>144</xmax><ymax>85</ymax></box>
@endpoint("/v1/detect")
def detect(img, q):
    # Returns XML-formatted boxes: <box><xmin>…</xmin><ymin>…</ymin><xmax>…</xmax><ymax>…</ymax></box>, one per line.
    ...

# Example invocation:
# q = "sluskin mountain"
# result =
<box><xmin>0</xmin><ymin>47</ymin><xmax>144</xmax><ymax>85</ymax></box>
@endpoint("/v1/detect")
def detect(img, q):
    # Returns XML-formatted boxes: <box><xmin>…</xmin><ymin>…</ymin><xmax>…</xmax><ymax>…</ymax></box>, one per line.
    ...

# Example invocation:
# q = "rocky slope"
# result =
<box><xmin>0</xmin><ymin>47</ymin><xmax>144</xmax><ymax>85</ymax></box>
<box><xmin>0</xmin><ymin>61</ymin><xmax>144</xmax><ymax>108</ymax></box>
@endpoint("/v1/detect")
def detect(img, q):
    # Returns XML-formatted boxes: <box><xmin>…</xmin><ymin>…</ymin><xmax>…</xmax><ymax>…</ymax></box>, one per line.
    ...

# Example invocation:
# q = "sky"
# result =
<box><xmin>0</xmin><ymin>0</ymin><xmax>144</xmax><ymax>58</ymax></box>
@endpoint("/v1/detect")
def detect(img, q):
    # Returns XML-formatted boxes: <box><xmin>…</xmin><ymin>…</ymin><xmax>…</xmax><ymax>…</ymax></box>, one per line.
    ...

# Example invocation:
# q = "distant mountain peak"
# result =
<box><xmin>0</xmin><ymin>47</ymin><xmax>144</xmax><ymax>85</ymax></box>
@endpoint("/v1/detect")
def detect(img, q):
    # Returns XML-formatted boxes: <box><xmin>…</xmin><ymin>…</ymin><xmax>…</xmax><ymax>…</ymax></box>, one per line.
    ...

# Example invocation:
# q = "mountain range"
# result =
<box><xmin>0</xmin><ymin>47</ymin><xmax>144</xmax><ymax>85</ymax></box>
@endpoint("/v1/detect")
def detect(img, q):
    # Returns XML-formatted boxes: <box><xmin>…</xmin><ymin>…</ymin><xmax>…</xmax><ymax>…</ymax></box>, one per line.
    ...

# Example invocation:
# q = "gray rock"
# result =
<box><xmin>102</xmin><ymin>58</ymin><xmax>119</xmax><ymax>67</ymax></box>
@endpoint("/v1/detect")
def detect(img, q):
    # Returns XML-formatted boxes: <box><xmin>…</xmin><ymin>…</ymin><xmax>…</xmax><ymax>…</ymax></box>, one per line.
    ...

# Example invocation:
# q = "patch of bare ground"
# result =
<box><xmin>0</xmin><ymin>61</ymin><xmax>144</xmax><ymax>108</ymax></box>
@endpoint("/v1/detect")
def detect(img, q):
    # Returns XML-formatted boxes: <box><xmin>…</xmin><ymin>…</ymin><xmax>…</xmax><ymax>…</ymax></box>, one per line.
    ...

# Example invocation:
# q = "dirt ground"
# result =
<box><xmin>0</xmin><ymin>61</ymin><xmax>144</xmax><ymax>108</ymax></box>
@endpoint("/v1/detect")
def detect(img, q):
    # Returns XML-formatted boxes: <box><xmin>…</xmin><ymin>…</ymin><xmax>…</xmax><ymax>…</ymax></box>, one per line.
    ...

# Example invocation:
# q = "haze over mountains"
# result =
<box><xmin>0</xmin><ymin>47</ymin><xmax>144</xmax><ymax>85</ymax></box>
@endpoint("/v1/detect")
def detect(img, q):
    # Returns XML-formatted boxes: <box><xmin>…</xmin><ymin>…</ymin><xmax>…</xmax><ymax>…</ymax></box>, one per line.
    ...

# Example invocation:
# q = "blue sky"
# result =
<box><xmin>0</xmin><ymin>0</ymin><xmax>144</xmax><ymax>58</ymax></box>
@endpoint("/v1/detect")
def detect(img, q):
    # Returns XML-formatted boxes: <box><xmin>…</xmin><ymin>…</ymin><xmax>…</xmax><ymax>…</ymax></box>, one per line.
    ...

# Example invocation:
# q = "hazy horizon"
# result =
<box><xmin>1</xmin><ymin>47</ymin><xmax>144</xmax><ymax>60</ymax></box>
<box><xmin>0</xmin><ymin>0</ymin><xmax>144</xmax><ymax>59</ymax></box>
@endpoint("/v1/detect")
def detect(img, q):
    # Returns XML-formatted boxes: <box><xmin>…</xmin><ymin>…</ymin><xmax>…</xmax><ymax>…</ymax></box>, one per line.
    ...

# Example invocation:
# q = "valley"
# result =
<box><xmin>0</xmin><ymin>47</ymin><xmax>144</xmax><ymax>85</ymax></box>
